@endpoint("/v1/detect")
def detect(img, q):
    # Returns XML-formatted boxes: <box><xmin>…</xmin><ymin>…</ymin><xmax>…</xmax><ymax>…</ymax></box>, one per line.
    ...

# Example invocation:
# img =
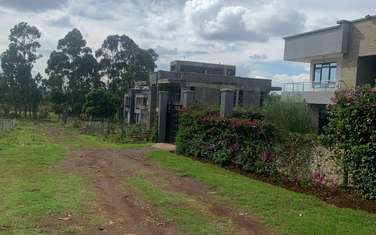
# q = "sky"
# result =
<box><xmin>0</xmin><ymin>0</ymin><xmax>375</xmax><ymax>87</ymax></box>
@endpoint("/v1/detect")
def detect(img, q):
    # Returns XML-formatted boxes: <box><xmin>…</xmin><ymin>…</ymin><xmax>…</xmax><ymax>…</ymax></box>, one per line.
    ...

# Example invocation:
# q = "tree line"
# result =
<box><xmin>0</xmin><ymin>22</ymin><xmax>158</xmax><ymax>120</ymax></box>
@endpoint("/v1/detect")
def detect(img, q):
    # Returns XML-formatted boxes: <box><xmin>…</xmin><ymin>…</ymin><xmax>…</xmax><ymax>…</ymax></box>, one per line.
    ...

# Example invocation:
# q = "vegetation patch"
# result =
<box><xmin>0</xmin><ymin>123</ymin><xmax>93</xmax><ymax>234</ymax></box>
<box><xmin>128</xmin><ymin>176</ymin><xmax>233</xmax><ymax>235</ymax></box>
<box><xmin>146</xmin><ymin>150</ymin><xmax>376</xmax><ymax>235</ymax></box>
<box><xmin>323</xmin><ymin>86</ymin><xmax>376</xmax><ymax>199</ymax></box>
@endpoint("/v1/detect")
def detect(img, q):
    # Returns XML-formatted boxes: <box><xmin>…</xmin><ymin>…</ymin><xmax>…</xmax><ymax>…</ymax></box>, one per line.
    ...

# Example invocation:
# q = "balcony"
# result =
<box><xmin>283</xmin><ymin>81</ymin><xmax>337</xmax><ymax>105</ymax></box>
<box><xmin>284</xmin><ymin>22</ymin><xmax>350</xmax><ymax>62</ymax></box>
<box><xmin>283</xmin><ymin>81</ymin><xmax>337</xmax><ymax>92</ymax></box>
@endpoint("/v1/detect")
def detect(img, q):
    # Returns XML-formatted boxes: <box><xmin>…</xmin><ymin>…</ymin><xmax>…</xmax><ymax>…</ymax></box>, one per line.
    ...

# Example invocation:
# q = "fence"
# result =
<box><xmin>0</xmin><ymin>119</ymin><xmax>16</xmax><ymax>135</ymax></box>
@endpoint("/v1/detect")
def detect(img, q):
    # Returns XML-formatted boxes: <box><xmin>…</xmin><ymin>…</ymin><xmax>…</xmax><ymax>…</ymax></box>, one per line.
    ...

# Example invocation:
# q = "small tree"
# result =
<box><xmin>323</xmin><ymin>86</ymin><xmax>376</xmax><ymax>199</ymax></box>
<box><xmin>261</xmin><ymin>95</ymin><xmax>316</xmax><ymax>134</ymax></box>
<box><xmin>82</xmin><ymin>89</ymin><xmax>119</xmax><ymax>121</ymax></box>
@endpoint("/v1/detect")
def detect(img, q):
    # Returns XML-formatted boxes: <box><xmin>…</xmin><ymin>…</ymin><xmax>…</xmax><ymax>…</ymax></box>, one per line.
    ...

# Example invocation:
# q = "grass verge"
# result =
<box><xmin>128</xmin><ymin>176</ymin><xmax>233</xmax><ymax>235</ymax></box>
<box><xmin>146</xmin><ymin>150</ymin><xmax>376</xmax><ymax>235</ymax></box>
<box><xmin>44</xmin><ymin>123</ymin><xmax>151</xmax><ymax>150</ymax></box>
<box><xmin>0</xmin><ymin>123</ymin><xmax>93</xmax><ymax>235</ymax></box>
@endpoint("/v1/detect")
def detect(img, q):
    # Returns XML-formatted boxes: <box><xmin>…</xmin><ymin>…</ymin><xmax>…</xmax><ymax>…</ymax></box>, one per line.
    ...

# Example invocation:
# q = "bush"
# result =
<box><xmin>176</xmin><ymin>109</ymin><xmax>279</xmax><ymax>176</ymax></box>
<box><xmin>323</xmin><ymin>86</ymin><xmax>376</xmax><ymax>199</ymax></box>
<box><xmin>262</xmin><ymin>95</ymin><xmax>316</xmax><ymax>134</ymax></box>
<box><xmin>120</xmin><ymin>125</ymin><xmax>151</xmax><ymax>143</ymax></box>
<box><xmin>277</xmin><ymin>133</ymin><xmax>317</xmax><ymax>182</ymax></box>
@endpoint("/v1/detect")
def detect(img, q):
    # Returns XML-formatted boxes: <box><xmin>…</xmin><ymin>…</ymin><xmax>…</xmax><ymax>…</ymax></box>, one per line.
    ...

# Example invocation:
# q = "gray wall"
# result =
<box><xmin>284</xmin><ymin>23</ymin><xmax>350</xmax><ymax>61</ymax></box>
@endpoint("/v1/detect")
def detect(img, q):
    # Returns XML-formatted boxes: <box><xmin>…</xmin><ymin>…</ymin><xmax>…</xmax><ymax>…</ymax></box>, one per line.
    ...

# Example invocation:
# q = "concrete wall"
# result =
<box><xmin>194</xmin><ymin>87</ymin><xmax>221</xmax><ymax>107</ymax></box>
<box><xmin>341</xmin><ymin>18</ymin><xmax>376</xmax><ymax>87</ymax></box>
<box><xmin>284</xmin><ymin>23</ymin><xmax>349</xmax><ymax>62</ymax></box>
<box><xmin>283</xmin><ymin>91</ymin><xmax>334</xmax><ymax>105</ymax></box>
<box><xmin>242</xmin><ymin>91</ymin><xmax>261</xmax><ymax>107</ymax></box>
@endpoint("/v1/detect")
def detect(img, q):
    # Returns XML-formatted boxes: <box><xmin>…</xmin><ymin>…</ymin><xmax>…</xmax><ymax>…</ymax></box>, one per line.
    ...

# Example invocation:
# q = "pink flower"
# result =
<box><xmin>330</xmin><ymin>96</ymin><xmax>337</xmax><ymax>103</ymax></box>
<box><xmin>371</xmin><ymin>87</ymin><xmax>376</xmax><ymax>93</ymax></box>
<box><xmin>312</xmin><ymin>171</ymin><xmax>326</xmax><ymax>186</ymax></box>
<box><xmin>228</xmin><ymin>143</ymin><xmax>240</xmax><ymax>151</ymax></box>
<box><xmin>230</xmin><ymin>118</ymin><xmax>242</xmax><ymax>128</ymax></box>
<box><xmin>345</xmin><ymin>94</ymin><xmax>354</xmax><ymax>103</ymax></box>
<box><xmin>261</xmin><ymin>152</ymin><xmax>273</xmax><ymax>163</ymax></box>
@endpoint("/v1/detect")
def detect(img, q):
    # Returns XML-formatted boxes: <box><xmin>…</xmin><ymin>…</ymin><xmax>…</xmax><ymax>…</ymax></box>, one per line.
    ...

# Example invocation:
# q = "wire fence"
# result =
<box><xmin>0</xmin><ymin>119</ymin><xmax>16</xmax><ymax>135</ymax></box>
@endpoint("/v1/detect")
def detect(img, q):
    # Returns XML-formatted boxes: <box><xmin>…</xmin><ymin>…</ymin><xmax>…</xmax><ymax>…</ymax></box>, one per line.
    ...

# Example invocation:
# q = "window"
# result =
<box><xmin>314</xmin><ymin>63</ymin><xmax>337</xmax><ymax>82</ymax></box>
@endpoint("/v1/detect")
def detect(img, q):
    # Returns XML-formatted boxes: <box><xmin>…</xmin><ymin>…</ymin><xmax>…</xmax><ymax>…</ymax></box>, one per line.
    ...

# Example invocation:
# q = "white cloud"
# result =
<box><xmin>184</xmin><ymin>0</ymin><xmax>306</xmax><ymax>42</ymax></box>
<box><xmin>0</xmin><ymin>0</ymin><xmax>374</xmax><ymax>84</ymax></box>
<box><xmin>272</xmin><ymin>73</ymin><xmax>310</xmax><ymax>87</ymax></box>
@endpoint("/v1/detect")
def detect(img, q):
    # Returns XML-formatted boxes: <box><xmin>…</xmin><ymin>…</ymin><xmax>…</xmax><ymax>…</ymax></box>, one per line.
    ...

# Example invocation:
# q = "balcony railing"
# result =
<box><xmin>283</xmin><ymin>81</ymin><xmax>337</xmax><ymax>92</ymax></box>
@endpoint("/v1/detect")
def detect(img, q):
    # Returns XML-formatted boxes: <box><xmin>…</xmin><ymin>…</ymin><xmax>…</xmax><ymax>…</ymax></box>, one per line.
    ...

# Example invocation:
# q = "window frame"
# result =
<box><xmin>313</xmin><ymin>62</ymin><xmax>337</xmax><ymax>82</ymax></box>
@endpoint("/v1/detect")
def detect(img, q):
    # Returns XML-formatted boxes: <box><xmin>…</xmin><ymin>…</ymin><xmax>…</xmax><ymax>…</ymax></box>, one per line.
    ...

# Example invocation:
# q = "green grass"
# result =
<box><xmin>0</xmin><ymin>123</ymin><xmax>93</xmax><ymax>235</ymax></box>
<box><xmin>146</xmin><ymin>150</ymin><xmax>376</xmax><ymax>235</ymax></box>
<box><xmin>128</xmin><ymin>176</ymin><xmax>232</xmax><ymax>235</ymax></box>
<box><xmin>43</xmin><ymin>123</ymin><xmax>151</xmax><ymax>150</ymax></box>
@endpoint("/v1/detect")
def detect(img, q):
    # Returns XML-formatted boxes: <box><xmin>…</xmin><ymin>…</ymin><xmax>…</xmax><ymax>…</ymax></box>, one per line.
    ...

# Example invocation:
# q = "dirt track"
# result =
<box><xmin>42</xmin><ymin>126</ymin><xmax>270</xmax><ymax>235</ymax></box>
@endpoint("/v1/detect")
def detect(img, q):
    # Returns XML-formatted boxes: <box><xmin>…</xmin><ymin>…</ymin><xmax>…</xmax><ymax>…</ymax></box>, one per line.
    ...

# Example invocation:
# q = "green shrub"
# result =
<box><xmin>262</xmin><ymin>95</ymin><xmax>316</xmax><ymax>134</ymax></box>
<box><xmin>176</xmin><ymin>109</ymin><xmax>279</xmax><ymax>176</ymax></box>
<box><xmin>323</xmin><ymin>86</ymin><xmax>376</xmax><ymax>199</ymax></box>
<box><xmin>120</xmin><ymin>125</ymin><xmax>151</xmax><ymax>143</ymax></box>
<box><xmin>277</xmin><ymin>133</ymin><xmax>317</xmax><ymax>182</ymax></box>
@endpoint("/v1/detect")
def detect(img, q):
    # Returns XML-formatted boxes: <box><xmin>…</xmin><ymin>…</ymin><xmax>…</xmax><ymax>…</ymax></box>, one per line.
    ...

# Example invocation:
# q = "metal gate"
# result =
<box><xmin>166</xmin><ymin>103</ymin><xmax>181</xmax><ymax>143</ymax></box>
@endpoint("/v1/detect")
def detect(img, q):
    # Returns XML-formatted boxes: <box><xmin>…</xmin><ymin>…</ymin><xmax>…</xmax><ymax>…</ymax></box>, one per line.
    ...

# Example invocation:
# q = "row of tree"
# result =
<box><xmin>0</xmin><ymin>22</ymin><xmax>158</xmax><ymax>120</ymax></box>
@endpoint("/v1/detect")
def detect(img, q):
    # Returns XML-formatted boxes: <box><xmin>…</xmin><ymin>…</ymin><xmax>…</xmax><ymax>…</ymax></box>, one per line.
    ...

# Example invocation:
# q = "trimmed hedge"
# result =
<box><xmin>176</xmin><ymin>109</ymin><xmax>280</xmax><ymax>175</ymax></box>
<box><xmin>323</xmin><ymin>86</ymin><xmax>376</xmax><ymax>199</ymax></box>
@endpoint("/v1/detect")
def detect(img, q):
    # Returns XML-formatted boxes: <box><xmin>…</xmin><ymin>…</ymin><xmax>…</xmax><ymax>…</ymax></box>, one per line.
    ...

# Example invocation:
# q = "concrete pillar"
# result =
<box><xmin>148</xmin><ymin>85</ymin><xmax>157</xmax><ymax>129</ymax></box>
<box><xmin>182</xmin><ymin>90</ymin><xmax>195</xmax><ymax>108</ymax></box>
<box><xmin>220</xmin><ymin>89</ymin><xmax>234</xmax><ymax>118</ymax></box>
<box><xmin>157</xmin><ymin>91</ymin><xmax>168</xmax><ymax>143</ymax></box>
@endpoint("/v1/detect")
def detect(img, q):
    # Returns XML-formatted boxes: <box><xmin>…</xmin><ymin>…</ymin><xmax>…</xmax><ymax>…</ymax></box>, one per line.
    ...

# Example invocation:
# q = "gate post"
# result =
<box><xmin>220</xmin><ymin>89</ymin><xmax>234</xmax><ymax>118</ymax></box>
<box><xmin>182</xmin><ymin>90</ymin><xmax>195</xmax><ymax>108</ymax></box>
<box><xmin>157</xmin><ymin>91</ymin><xmax>168</xmax><ymax>143</ymax></box>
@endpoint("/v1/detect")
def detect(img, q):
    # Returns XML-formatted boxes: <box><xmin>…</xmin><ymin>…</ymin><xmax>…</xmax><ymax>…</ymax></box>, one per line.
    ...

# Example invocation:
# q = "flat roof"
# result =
<box><xmin>171</xmin><ymin>60</ymin><xmax>235</xmax><ymax>68</ymax></box>
<box><xmin>284</xmin><ymin>14</ymin><xmax>376</xmax><ymax>40</ymax></box>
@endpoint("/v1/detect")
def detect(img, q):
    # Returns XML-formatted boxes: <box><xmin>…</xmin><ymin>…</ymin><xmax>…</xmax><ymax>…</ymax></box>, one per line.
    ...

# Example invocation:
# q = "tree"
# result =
<box><xmin>46</xmin><ymin>29</ymin><xmax>101</xmax><ymax>116</ymax></box>
<box><xmin>82</xmin><ymin>89</ymin><xmax>119</xmax><ymax>121</ymax></box>
<box><xmin>0</xmin><ymin>22</ymin><xmax>42</xmax><ymax>117</ymax></box>
<box><xmin>95</xmin><ymin>35</ymin><xmax>158</xmax><ymax>98</ymax></box>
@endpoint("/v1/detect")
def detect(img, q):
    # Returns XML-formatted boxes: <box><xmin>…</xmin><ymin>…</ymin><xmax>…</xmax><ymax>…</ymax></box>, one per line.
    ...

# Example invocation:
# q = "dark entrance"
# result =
<box><xmin>166</xmin><ymin>103</ymin><xmax>181</xmax><ymax>143</ymax></box>
<box><xmin>357</xmin><ymin>56</ymin><xmax>376</xmax><ymax>86</ymax></box>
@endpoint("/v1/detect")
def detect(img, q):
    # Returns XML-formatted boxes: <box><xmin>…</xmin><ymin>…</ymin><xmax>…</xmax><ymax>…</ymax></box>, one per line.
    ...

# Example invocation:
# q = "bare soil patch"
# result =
<box><xmin>52</xmin><ymin>146</ymin><xmax>270</xmax><ymax>235</ymax></box>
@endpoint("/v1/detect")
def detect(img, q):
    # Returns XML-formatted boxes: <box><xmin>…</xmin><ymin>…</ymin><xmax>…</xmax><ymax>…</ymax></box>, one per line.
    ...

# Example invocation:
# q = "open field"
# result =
<box><xmin>0</xmin><ymin>122</ymin><xmax>375</xmax><ymax>234</ymax></box>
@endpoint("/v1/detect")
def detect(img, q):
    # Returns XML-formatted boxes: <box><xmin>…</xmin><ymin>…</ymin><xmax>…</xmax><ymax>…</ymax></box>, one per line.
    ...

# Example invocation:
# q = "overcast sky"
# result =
<box><xmin>0</xmin><ymin>0</ymin><xmax>375</xmax><ymax>86</ymax></box>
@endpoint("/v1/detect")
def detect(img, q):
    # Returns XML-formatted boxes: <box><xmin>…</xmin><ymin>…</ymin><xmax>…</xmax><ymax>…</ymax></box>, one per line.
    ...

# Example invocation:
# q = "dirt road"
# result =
<box><xmin>42</xmin><ymin>126</ymin><xmax>270</xmax><ymax>235</ymax></box>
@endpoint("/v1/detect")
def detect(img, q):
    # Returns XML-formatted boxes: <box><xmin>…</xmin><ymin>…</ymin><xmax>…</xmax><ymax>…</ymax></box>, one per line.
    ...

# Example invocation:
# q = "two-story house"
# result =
<box><xmin>283</xmin><ymin>15</ymin><xmax>376</xmax><ymax>129</ymax></box>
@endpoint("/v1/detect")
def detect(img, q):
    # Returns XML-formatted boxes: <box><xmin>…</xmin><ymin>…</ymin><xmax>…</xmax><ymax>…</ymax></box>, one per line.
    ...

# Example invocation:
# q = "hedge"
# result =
<box><xmin>176</xmin><ymin>109</ymin><xmax>280</xmax><ymax>175</ymax></box>
<box><xmin>323</xmin><ymin>86</ymin><xmax>376</xmax><ymax>199</ymax></box>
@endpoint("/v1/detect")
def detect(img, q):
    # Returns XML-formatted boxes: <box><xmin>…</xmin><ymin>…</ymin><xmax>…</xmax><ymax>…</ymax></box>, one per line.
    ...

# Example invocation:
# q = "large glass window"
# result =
<box><xmin>313</xmin><ymin>63</ymin><xmax>337</xmax><ymax>82</ymax></box>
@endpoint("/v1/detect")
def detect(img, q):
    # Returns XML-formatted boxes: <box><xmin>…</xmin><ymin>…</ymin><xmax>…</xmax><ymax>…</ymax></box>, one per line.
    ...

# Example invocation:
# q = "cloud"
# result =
<box><xmin>184</xmin><ymin>0</ymin><xmax>306</xmax><ymax>42</ymax></box>
<box><xmin>250</xmin><ymin>53</ymin><xmax>267</xmax><ymax>60</ymax></box>
<box><xmin>272</xmin><ymin>73</ymin><xmax>310</xmax><ymax>87</ymax></box>
<box><xmin>0</xmin><ymin>0</ymin><xmax>67</xmax><ymax>12</ymax></box>
<box><xmin>154</xmin><ymin>46</ymin><xmax>179</xmax><ymax>56</ymax></box>
<box><xmin>47</xmin><ymin>16</ymin><xmax>74</xmax><ymax>28</ymax></box>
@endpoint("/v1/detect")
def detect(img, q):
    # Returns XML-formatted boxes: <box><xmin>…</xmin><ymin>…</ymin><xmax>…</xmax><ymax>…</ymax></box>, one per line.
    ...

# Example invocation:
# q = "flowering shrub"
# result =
<box><xmin>176</xmin><ymin>109</ymin><xmax>279</xmax><ymax>176</ymax></box>
<box><xmin>323</xmin><ymin>85</ymin><xmax>376</xmax><ymax>199</ymax></box>
<box><xmin>312</xmin><ymin>171</ymin><xmax>326</xmax><ymax>187</ymax></box>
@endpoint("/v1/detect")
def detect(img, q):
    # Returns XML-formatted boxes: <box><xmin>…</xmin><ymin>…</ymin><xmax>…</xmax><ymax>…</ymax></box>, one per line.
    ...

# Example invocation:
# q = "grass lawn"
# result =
<box><xmin>146</xmin><ymin>150</ymin><xmax>376</xmax><ymax>235</ymax></box>
<box><xmin>0</xmin><ymin>122</ymin><xmax>153</xmax><ymax>235</ymax></box>
<box><xmin>0</xmin><ymin>123</ymin><xmax>93</xmax><ymax>234</ymax></box>
<box><xmin>129</xmin><ymin>176</ymin><xmax>232</xmax><ymax>235</ymax></box>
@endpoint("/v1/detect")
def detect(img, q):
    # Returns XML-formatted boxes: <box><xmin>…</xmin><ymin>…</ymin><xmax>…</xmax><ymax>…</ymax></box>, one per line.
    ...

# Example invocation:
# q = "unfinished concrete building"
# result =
<box><xmin>148</xmin><ymin>60</ymin><xmax>273</xmax><ymax>128</ymax></box>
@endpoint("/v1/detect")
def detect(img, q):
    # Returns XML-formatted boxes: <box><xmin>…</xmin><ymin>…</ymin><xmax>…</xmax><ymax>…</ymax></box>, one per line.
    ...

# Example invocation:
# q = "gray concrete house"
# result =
<box><xmin>283</xmin><ymin>15</ymin><xmax>376</xmax><ymax>128</ymax></box>
<box><xmin>124</xmin><ymin>88</ymin><xmax>149</xmax><ymax>125</ymax></box>
<box><xmin>148</xmin><ymin>60</ymin><xmax>274</xmax><ymax>128</ymax></box>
